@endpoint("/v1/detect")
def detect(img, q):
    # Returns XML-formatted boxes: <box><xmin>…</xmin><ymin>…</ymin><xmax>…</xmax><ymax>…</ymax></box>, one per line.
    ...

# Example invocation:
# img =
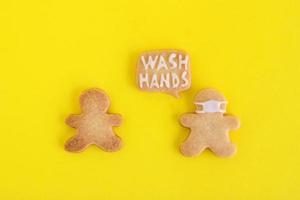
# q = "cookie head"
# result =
<box><xmin>194</xmin><ymin>89</ymin><xmax>227</xmax><ymax>114</ymax></box>
<box><xmin>80</xmin><ymin>89</ymin><xmax>110</xmax><ymax>113</ymax></box>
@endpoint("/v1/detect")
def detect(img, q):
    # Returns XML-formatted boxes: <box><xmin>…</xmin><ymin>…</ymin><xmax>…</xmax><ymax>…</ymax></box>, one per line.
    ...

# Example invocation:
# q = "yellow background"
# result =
<box><xmin>0</xmin><ymin>0</ymin><xmax>299</xmax><ymax>199</ymax></box>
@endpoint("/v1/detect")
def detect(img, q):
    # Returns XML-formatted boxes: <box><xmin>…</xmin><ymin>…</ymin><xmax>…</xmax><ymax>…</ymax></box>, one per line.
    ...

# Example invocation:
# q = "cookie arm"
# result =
<box><xmin>180</xmin><ymin>114</ymin><xmax>196</xmax><ymax>127</ymax></box>
<box><xmin>224</xmin><ymin>116</ymin><xmax>240</xmax><ymax>130</ymax></box>
<box><xmin>66</xmin><ymin>114</ymin><xmax>82</xmax><ymax>128</ymax></box>
<box><xmin>108</xmin><ymin>114</ymin><xmax>122</xmax><ymax>126</ymax></box>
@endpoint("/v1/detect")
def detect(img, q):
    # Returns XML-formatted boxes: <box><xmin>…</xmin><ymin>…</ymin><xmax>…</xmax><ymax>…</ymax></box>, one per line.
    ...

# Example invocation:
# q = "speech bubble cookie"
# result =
<box><xmin>137</xmin><ymin>50</ymin><xmax>191</xmax><ymax>97</ymax></box>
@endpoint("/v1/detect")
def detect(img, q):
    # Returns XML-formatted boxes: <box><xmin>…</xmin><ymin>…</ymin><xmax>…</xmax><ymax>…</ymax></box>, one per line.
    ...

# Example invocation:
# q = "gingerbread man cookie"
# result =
<box><xmin>65</xmin><ymin>89</ymin><xmax>122</xmax><ymax>153</ymax></box>
<box><xmin>180</xmin><ymin>89</ymin><xmax>240</xmax><ymax>157</ymax></box>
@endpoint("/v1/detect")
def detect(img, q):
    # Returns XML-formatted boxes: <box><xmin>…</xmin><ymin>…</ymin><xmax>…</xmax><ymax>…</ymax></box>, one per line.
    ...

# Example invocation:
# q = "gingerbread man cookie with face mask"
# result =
<box><xmin>180</xmin><ymin>89</ymin><xmax>240</xmax><ymax>157</ymax></box>
<box><xmin>65</xmin><ymin>89</ymin><xmax>122</xmax><ymax>153</ymax></box>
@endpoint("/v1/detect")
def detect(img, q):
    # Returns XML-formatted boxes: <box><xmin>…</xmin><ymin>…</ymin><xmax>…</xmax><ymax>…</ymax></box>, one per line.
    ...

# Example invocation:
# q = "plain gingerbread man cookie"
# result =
<box><xmin>65</xmin><ymin>89</ymin><xmax>122</xmax><ymax>153</ymax></box>
<box><xmin>180</xmin><ymin>89</ymin><xmax>240</xmax><ymax>157</ymax></box>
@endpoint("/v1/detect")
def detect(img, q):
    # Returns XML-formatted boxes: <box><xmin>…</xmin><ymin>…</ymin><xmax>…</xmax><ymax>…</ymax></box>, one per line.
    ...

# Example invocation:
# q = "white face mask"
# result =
<box><xmin>195</xmin><ymin>100</ymin><xmax>227</xmax><ymax>114</ymax></box>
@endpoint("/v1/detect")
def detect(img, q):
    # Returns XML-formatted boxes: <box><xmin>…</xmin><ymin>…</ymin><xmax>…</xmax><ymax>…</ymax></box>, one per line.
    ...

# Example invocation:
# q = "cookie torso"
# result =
<box><xmin>77</xmin><ymin>113</ymin><xmax>114</xmax><ymax>141</ymax></box>
<box><xmin>187</xmin><ymin>114</ymin><xmax>228</xmax><ymax>141</ymax></box>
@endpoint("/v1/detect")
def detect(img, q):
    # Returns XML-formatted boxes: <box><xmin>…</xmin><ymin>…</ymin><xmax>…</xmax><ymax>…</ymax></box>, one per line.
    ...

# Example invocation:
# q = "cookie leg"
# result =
<box><xmin>95</xmin><ymin>135</ymin><xmax>122</xmax><ymax>152</ymax></box>
<box><xmin>180</xmin><ymin>136</ymin><xmax>207</xmax><ymax>157</ymax></box>
<box><xmin>209</xmin><ymin>142</ymin><xmax>236</xmax><ymax>158</ymax></box>
<box><xmin>65</xmin><ymin>135</ymin><xmax>90</xmax><ymax>153</ymax></box>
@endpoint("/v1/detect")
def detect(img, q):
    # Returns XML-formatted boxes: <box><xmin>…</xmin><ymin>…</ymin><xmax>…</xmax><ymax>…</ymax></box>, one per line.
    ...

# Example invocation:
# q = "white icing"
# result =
<box><xmin>139</xmin><ymin>73</ymin><xmax>149</xmax><ymax>88</ymax></box>
<box><xmin>141</xmin><ymin>55</ymin><xmax>158</xmax><ymax>70</ymax></box>
<box><xmin>150</xmin><ymin>74</ymin><xmax>159</xmax><ymax>88</ymax></box>
<box><xmin>160</xmin><ymin>73</ymin><xmax>170</xmax><ymax>88</ymax></box>
<box><xmin>181</xmin><ymin>71</ymin><xmax>189</xmax><ymax>87</ymax></box>
<box><xmin>168</xmin><ymin>53</ymin><xmax>177</xmax><ymax>69</ymax></box>
<box><xmin>141</xmin><ymin>53</ymin><xmax>190</xmax><ymax>70</ymax></box>
<box><xmin>171</xmin><ymin>72</ymin><xmax>179</xmax><ymax>88</ymax></box>
<box><xmin>139</xmin><ymin>71</ymin><xmax>189</xmax><ymax>89</ymax></box>
<box><xmin>195</xmin><ymin>100</ymin><xmax>227</xmax><ymax>113</ymax></box>
<box><xmin>178</xmin><ymin>54</ymin><xmax>189</xmax><ymax>70</ymax></box>
<box><xmin>138</xmin><ymin>52</ymin><xmax>190</xmax><ymax>91</ymax></box>
<box><xmin>157</xmin><ymin>55</ymin><xmax>168</xmax><ymax>70</ymax></box>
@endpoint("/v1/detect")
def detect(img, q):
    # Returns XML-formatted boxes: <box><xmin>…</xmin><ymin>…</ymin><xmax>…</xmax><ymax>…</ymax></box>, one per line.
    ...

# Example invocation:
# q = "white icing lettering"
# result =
<box><xmin>160</xmin><ymin>73</ymin><xmax>170</xmax><ymax>88</ymax></box>
<box><xmin>178</xmin><ymin>54</ymin><xmax>189</xmax><ymax>70</ymax></box>
<box><xmin>168</xmin><ymin>53</ymin><xmax>177</xmax><ymax>69</ymax></box>
<box><xmin>150</xmin><ymin>74</ymin><xmax>159</xmax><ymax>88</ymax></box>
<box><xmin>181</xmin><ymin>71</ymin><xmax>189</xmax><ymax>87</ymax></box>
<box><xmin>171</xmin><ymin>72</ymin><xmax>180</xmax><ymax>88</ymax></box>
<box><xmin>141</xmin><ymin>55</ymin><xmax>158</xmax><ymax>70</ymax></box>
<box><xmin>139</xmin><ymin>73</ymin><xmax>149</xmax><ymax>88</ymax></box>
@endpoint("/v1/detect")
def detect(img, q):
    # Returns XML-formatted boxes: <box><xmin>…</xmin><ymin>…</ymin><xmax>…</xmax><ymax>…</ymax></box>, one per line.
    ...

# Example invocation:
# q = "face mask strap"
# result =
<box><xmin>218</xmin><ymin>101</ymin><xmax>227</xmax><ymax>113</ymax></box>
